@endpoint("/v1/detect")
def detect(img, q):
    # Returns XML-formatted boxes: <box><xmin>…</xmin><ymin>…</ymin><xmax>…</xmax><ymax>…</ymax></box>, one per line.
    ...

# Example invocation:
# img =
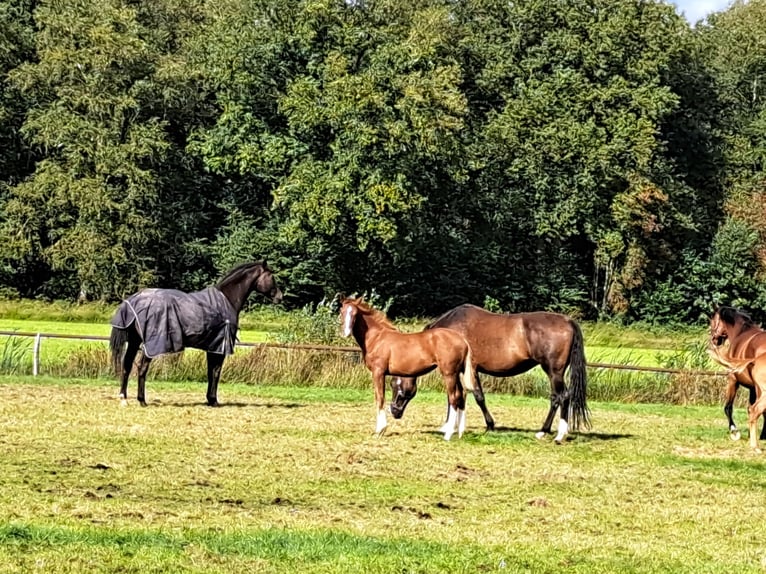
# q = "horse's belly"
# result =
<box><xmin>386</xmin><ymin>347</ymin><xmax>438</xmax><ymax>377</ymax></box>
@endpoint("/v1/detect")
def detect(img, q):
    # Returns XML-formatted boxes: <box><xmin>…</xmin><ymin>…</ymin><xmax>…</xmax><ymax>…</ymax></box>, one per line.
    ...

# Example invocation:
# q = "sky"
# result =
<box><xmin>673</xmin><ymin>0</ymin><xmax>731</xmax><ymax>23</ymax></box>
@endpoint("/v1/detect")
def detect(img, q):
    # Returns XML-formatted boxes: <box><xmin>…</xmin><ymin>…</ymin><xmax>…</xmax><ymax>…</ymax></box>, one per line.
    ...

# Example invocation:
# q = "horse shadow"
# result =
<box><xmin>422</xmin><ymin>426</ymin><xmax>633</xmax><ymax>442</ymax></box>
<box><xmin>155</xmin><ymin>401</ymin><xmax>306</xmax><ymax>410</ymax></box>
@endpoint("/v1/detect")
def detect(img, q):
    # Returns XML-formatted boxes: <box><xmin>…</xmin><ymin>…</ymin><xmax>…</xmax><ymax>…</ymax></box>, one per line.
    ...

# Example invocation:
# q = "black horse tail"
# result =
<box><xmin>568</xmin><ymin>320</ymin><xmax>591</xmax><ymax>431</ymax></box>
<box><xmin>109</xmin><ymin>325</ymin><xmax>128</xmax><ymax>375</ymax></box>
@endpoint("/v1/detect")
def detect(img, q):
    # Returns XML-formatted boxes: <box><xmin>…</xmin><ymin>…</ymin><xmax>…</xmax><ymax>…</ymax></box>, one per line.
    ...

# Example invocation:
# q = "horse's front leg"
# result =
<box><xmin>206</xmin><ymin>352</ymin><xmax>225</xmax><ymax>407</ymax></box>
<box><xmin>372</xmin><ymin>370</ymin><xmax>388</xmax><ymax>436</ymax></box>
<box><xmin>118</xmin><ymin>339</ymin><xmax>140</xmax><ymax>406</ymax></box>
<box><xmin>472</xmin><ymin>373</ymin><xmax>495</xmax><ymax>431</ymax></box>
<box><xmin>724</xmin><ymin>375</ymin><xmax>741</xmax><ymax>440</ymax></box>
<box><xmin>136</xmin><ymin>353</ymin><xmax>152</xmax><ymax>407</ymax></box>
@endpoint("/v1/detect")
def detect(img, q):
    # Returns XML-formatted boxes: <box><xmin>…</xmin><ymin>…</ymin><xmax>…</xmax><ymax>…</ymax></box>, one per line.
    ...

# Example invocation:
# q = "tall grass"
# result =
<box><xmin>0</xmin><ymin>299</ymin><xmax>733</xmax><ymax>407</ymax></box>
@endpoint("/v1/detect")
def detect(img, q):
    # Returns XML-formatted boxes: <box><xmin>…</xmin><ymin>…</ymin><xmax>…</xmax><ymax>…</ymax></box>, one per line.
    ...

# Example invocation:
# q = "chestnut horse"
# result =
<box><xmin>390</xmin><ymin>304</ymin><xmax>590</xmax><ymax>444</ymax></box>
<box><xmin>340</xmin><ymin>297</ymin><xmax>475</xmax><ymax>440</ymax></box>
<box><xmin>709</xmin><ymin>306</ymin><xmax>766</xmax><ymax>440</ymax></box>
<box><xmin>708</xmin><ymin>344</ymin><xmax>766</xmax><ymax>452</ymax></box>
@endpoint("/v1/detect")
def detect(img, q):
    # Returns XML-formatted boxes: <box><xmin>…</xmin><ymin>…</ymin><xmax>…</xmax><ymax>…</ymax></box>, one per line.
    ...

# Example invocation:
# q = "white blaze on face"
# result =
<box><xmin>342</xmin><ymin>305</ymin><xmax>355</xmax><ymax>337</ymax></box>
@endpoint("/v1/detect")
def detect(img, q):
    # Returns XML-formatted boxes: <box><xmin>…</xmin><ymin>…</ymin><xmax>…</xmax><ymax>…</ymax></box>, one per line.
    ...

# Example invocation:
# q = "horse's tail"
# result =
<box><xmin>568</xmin><ymin>320</ymin><xmax>591</xmax><ymax>431</ymax></box>
<box><xmin>462</xmin><ymin>343</ymin><xmax>476</xmax><ymax>393</ymax></box>
<box><xmin>109</xmin><ymin>325</ymin><xmax>128</xmax><ymax>375</ymax></box>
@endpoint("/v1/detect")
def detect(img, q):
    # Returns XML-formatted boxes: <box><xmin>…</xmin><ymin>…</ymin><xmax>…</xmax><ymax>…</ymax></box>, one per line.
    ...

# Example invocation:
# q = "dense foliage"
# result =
<box><xmin>0</xmin><ymin>0</ymin><xmax>765</xmax><ymax>324</ymax></box>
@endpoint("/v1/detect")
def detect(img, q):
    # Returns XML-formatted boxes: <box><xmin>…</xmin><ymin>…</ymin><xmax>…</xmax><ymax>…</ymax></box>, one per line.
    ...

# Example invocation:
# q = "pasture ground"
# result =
<box><xmin>1</xmin><ymin>376</ymin><xmax>765</xmax><ymax>573</ymax></box>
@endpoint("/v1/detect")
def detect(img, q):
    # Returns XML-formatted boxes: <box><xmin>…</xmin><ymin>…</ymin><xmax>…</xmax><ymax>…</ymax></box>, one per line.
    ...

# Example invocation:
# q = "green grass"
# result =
<box><xmin>0</xmin><ymin>376</ymin><xmax>765</xmax><ymax>573</ymax></box>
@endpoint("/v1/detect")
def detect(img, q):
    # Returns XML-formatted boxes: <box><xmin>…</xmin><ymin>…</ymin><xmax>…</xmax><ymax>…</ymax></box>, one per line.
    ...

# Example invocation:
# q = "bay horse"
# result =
<box><xmin>390</xmin><ymin>304</ymin><xmax>590</xmax><ymax>444</ymax></box>
<box><xmin>340</xmin><ymin>297</ymin><xmax>476</xmax><ymax>440</ymax></box>
<box><xmin>709</xmin><ymin>306</ymin><xmax>766</xmax><ymax>440</ymax></box>
<box><xmin>708</xmin><ymin>344</ymin><xmax>766</xmax><ymax>452</ymax></box>
<box><xmin>109</xmin><ymin>261</ymin><xmax>282</xmax><ymax>406</ymax></box>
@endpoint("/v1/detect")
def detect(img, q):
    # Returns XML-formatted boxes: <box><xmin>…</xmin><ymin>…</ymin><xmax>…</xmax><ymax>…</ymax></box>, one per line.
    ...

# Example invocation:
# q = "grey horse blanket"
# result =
<box><xmin>111</xmin><ymin>287</ymin><xmax>238</xmax><ymax>358</ymax></box>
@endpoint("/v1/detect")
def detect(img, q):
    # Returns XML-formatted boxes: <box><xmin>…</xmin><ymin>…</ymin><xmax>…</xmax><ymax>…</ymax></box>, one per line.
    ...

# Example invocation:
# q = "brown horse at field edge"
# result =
<box><xmin>709</xmin><ymin>306</ymin><xmax>766</xmax><ymax>440</ymax></box>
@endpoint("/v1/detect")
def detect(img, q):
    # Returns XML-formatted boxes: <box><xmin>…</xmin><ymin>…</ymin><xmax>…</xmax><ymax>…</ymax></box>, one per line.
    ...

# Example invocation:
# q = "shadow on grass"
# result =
<box><xmin>162</xmin><ymin>401</ymin><xmax>306</xmax><ymax>409</ymax></box>
<box><xmin>421</xmin><ymin>427</ymin><xmax>633</xmax><ymax>442</ymax></box>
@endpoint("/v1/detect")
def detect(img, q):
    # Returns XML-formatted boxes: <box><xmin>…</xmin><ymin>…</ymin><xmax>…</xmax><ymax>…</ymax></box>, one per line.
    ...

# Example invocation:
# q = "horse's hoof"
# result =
<box><xmin>139</xmin><ymin>400</ymin><xmax>147</xmax><ymax>407</ymax></box>
<box><xmin>207</xmin><ymin>401</ymin><xmax>219</xmax><ymax>407</ymax></box>
<box><xmin>730</xmin><ymin>430</ymin><xmax>741</xmax><ymax>441</ymax></box>
<box><xmin>535</xmin><ymin>431</ymin><xmax>546</xmax><ymax>440</ymax></box>
<box><xmin>486</xmin><ymin>421</ymin><xmax>496</xmax><ymax>431</ymax></box>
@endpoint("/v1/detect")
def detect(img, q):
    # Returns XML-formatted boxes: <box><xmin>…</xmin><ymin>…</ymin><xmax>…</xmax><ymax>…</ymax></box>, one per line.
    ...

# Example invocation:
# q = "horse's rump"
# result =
<box><xmin>111</xmin><ymin>287</ymin><xmax>238</xmax><ymax>358</ymax></box>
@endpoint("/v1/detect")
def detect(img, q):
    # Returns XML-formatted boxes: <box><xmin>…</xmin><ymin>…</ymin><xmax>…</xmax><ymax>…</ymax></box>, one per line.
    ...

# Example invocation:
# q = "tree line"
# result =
<box><xmin>0</xmin><ymin>0</ymin><xmax>765</xmax><ymax>324</ymax></box>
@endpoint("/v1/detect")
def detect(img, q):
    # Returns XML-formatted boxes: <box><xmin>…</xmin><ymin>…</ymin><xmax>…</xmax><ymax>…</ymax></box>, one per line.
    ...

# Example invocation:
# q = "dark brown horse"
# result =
<box><xmin>709</xmin><ymin>306</ymin><xmax>766</xmax><ymax>441</ymax></box>
<box><xmin>708</xmin><ymin>344</ymin><xmax>766</xmax><ymax>452</ymax></box>
<box><xmin>340</xmin><ymin>297</ymin><xmax>475</xmax><ymax>440</ymax></box>
<box><xmin>390</xmin><ymin>304</ymin><xmax>590</xmax><ymax>444</ymax></box>
<box><xmin>110</xmin><ymin>261</ymin><xmax>282</xmax><ymax>406</ymax></box>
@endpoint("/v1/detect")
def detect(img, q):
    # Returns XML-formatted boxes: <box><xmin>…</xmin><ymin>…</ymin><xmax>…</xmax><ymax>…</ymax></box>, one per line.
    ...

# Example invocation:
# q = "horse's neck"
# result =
<box><xmin>353</xmin><ymin>314</ymin><xmax>393</xmax><ymax>354</ymax></box>
<box><xmin>219</xmin><ymin>279</ymin><xmax>256</xmax><ymax>314</ymax></box>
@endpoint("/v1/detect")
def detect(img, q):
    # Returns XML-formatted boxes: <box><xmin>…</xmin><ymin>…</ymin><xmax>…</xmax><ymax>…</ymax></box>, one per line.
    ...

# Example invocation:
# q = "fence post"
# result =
<box><xmin>33</xmin><ymin>333</ymin><xmax>41</xmax><ymax>376</ymax></box>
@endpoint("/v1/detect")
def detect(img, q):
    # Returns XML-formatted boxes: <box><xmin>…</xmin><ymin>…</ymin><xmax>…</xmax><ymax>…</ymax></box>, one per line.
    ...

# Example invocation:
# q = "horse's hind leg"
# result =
<box><xmin>440</xmin><ymin>374</ymin><xmax>466</xmax><ymax>441</ymax></box>
<box><xmin>206</xmin><ymin>352</ymin><xmax>225</xmax><ymax>407</ymax></box>
<box><xmin>724</xmin><ymin>375</ymin><xmax>741</xmax><ymax>440</ymax></box>
<box><xmin>136</xmin><ymin>353</ymin><xmax>152</xmax><ymax>406</ymax></box>
<box><xmin>536</xmin><ymin>371</ymin><xmax>570</xmax><ymax>444</ymax></box>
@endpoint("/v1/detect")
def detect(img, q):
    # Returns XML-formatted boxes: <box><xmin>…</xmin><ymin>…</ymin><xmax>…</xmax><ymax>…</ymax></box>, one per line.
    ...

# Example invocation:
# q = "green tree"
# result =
<box><xmin>0</xmin><ymin>0</ymin><xmax>218</xmax><ymax>300</ymax></box>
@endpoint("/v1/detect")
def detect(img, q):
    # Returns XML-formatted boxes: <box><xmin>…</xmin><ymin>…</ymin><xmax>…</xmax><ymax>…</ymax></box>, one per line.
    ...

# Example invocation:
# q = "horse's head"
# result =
<box><xmin>340</xmin><ymin>298</ymin><xmax>360</xmax><ymax>337</ymax></box>
<box><xmin>390</xmin><ymin>376</ymin><xmax>417</xmax><ymax>419</ymax></box>
<box><xmin>710</xmin><ymin>306</ymin><xmax>752</xmax><ymax>346</ymax></box>
<box><xmin>709</xmin><ymin>309</ymin><xmax>728</xmax><ymax>346</ymax></box>
<box><xmin>254</xmin><ymin>262</ymin><xmax>283</xmax><ymax>304</ymax></box>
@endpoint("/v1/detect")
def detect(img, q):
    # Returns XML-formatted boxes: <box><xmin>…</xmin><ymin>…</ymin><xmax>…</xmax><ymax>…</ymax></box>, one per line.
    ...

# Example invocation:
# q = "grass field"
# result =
<box><xmin>0</xmin><ymin>376</ymin><xmax>764</xmax><ymax>573</ymax></box>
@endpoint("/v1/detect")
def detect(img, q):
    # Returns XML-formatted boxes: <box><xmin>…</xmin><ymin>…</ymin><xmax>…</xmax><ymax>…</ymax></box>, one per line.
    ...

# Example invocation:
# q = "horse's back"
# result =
<box><xmin>380</xmin><ymin>327</ymin><xmax>468</xmax><ymax>377</ymax></box>
<box><xmin>428</xmin><ymin>305</ymin><xmax>575</xmax><ymax>373</ymax></box>
<box><xmin>111</xmin><ymin>287</ymin><xmax>237</xmax><ymax>357</ymax></box>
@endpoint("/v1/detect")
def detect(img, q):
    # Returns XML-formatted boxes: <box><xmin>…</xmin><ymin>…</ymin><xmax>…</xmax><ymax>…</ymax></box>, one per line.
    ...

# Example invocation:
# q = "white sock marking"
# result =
<box><xmin>376</xmin><ymin>409</ymin><xmax>387</xmax><ymax>435</ymax></box>
<box><xmin>457</xmin><ymin>409</ymin><xmax>466</xmax><ymax>438</ymax></box>
<box><xmin>442</xmin><ymin>406</ymin><xmax>458</xmax><ymax>441</ymax></box>
<box><xmin>554</xmin><ymin>419</ymin><xmax>569</xmax><ymax>443</ymax></box>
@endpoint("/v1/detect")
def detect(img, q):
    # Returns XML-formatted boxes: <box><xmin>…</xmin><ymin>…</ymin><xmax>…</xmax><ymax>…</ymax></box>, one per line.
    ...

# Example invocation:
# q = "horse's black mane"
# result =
<box><xmin>717</xmin><ymin>305</ymin><xmax>756</xmax><ymax>328</ymax></box>
<box><xmin>216</xmin><ymin>261</ymin><xmax>267</xmax><ymax>289</ymax></box>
